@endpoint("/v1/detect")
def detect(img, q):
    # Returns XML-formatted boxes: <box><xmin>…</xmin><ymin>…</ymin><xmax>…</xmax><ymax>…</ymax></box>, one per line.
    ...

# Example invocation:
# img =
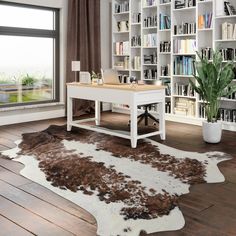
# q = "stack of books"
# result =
<box><xmin>143</xmin><ymin>15</ymin><xmax>157</xmax><ymax>28</ymax></box>
<box><xmin>161</xmin><ymin>64</ymin><xmax>171</xmax><ymax>76</ymax></box>
<box><xmin>219</xmin><ymin>48</ymin><xmax>236</xmax><ymax>61</ymax></box>
<box><xmin>200</xmin><ymin>47</ymin><xmax>213</xmax><ymax>60</ymax></box>
<box><xmin>165</xmin><ymin>101</ymin><xmax>171</xmax><ymax>113</ymax></box>
<box><xmin>143</xmin><ymin>0</ymin><xmax>157</xmax><ymax>7</ymax></box>
<box><xmin>222</xmin><ymin>22</ymin><xmax>236</xmax><ymax>40</ymax></box>
<box><xmin>143</xmin><ymin>52</ymin><xmax>157</xmax><ymax>64</ymax></box>
<box><xmin>198</xmin><ymin>12</ymin><xmax>213</xmax><ymax>29</ymax></box>
<box><xmin>143</xmin><ymin>34</ymin><xmax>157</xmax><ymax>47</ymax></box>
<box><xmin>174</xmin><ymin>0</ymin><xmax>196</xmax><ymax>9</ymax></box>
<box><xmin>114</xmin><ymin>1</ymin><xmax>129</xmax><ymax>13</ymax></box>
<box><xmin>115</xmin><ymin>41</ymin><xmax>130</xmax><ymax>55</ymax></box>
<box><xmin>173</xmin><ymin>56</ymin><xmax>195</xmax><ymax>75</ymax></box>
<box><xmin>132</xmin><ymin>56</ymin><xmax>141</xmax><ymax>70</ymax></box>
<box><xmin>143</xmin><ymin>69</ymin><xmax>158</xmax><ymax>80</ymax></box>
<box><xmin>174</xmin><ymin>22</ymin><xmax>196</xmax><ymax>35</ymax></box>
<box><xmin>218</xmin><ymin>108</ymin><xmax>236</xmax><ymax>122</ymax></box>
<box><xmin>173</xmin><ymin>39</ymin><xmax>196</xmax><ymax>54</ymax></box>
<box><xmin>174</xmin><ymin>98</ymin><xmax>195</xmax><ymax>116</ymax></box>
<box><xmin>174</xmin><ymin>82</ymin><xmax>195</xmax><ymax>97</ymax></box>
<box><xmin>114</xmin><ymin>57</ymin><xmax>129</xmax><ymax>70</ymax></box>
<box><xmin>159</xmin><ymin>13</ymin><xmax>171</xmax><ymax>30</ymax></box>
<box><xmin>131</xmin><ymin>35</ymin><xmax>141</xmax><ymax>47</ymax></box>
<box><xmin>160</xmin><ymin>41</ymin><xmax>171</xmax><ymax>52</ymax></box>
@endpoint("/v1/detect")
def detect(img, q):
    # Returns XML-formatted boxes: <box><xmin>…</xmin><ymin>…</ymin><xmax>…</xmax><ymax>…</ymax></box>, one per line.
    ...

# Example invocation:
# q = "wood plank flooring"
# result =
<box><xmin>0</xmin><ymin>113</ymin><xmax>235</xmax><ymax>236</ymax></box>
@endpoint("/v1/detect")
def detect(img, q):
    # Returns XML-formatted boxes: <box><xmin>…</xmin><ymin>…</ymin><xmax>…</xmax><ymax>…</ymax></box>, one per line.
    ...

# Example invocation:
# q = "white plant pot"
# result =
<box><xmin>202</xmin><ymin>121</ymin><xmax>222</xmax><ymax>144</ymax></box>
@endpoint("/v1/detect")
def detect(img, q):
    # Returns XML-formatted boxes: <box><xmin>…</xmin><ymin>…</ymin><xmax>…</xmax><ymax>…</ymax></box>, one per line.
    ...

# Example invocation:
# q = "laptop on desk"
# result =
<box><xmin>101</xmin><ymin>69</ymin><xmax>121</xmax><ymax>85</ymax></box>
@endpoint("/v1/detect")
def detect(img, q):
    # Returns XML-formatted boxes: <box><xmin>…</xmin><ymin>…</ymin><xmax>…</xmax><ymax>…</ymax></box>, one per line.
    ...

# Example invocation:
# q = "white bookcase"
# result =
<box><xmin>111</xmin><ymin>0</ymin><xmax>236</xmax><ymax>131</ymax></box>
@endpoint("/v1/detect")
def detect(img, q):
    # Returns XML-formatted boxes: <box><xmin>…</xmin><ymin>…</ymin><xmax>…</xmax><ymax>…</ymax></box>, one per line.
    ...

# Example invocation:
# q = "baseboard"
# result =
<box><xmin>0</xmin><ymin>108</ymin><xmax>65</xmax><ymax>126</ymax></box>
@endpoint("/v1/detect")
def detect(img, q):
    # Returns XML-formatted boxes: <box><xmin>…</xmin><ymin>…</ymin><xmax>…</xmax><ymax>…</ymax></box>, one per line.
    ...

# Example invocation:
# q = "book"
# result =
<box><xmin>222</xmin><ymin>22</ymin><xmax>228</xmax><ymax>40</ymax></box>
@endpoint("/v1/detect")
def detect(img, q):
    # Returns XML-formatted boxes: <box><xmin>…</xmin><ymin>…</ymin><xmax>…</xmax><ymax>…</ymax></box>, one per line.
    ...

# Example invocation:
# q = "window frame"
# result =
<box><xmin>0</xmin><ymin>1</ymin><xmax>60</xmax><ymax>108</ymax></box>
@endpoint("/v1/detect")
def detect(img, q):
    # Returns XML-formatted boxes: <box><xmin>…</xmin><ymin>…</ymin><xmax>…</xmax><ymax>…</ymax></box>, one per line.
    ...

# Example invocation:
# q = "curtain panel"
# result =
<box><xmin>66</xmin><ymin>0</ymin><xmax>101</xmax><ymax>116</ymax></box>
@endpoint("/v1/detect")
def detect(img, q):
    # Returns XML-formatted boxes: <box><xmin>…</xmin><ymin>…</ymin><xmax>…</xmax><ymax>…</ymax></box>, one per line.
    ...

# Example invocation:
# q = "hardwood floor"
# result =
<box><xmin>0</xmin><ymin>113</ymin><xmax>235</xmax><ymax>236</ymax></box>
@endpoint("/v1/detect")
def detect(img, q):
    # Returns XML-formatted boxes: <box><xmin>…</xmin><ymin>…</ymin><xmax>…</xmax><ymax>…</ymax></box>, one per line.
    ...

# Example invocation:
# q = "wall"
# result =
<box><xmin>100</xmin><ymin>0</ymin><xmax>112</xmax><ymax>110</ymax></box>
<box><xmin>0</xmin><ymin>0</ymin><xmax>68</xmax><ymax>126</ymax></box>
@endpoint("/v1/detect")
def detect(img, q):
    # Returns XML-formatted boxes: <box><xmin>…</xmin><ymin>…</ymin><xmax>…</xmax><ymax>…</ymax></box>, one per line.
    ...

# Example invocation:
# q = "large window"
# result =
<box><xmin>0</xmin><ymin>2</ymin><xmax>59</xmax><ymax>107</ymax></box>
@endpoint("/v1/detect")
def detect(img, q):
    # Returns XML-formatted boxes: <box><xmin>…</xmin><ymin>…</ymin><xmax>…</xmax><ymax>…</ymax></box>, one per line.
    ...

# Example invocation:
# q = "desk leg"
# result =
<box><xmin>130</xmin><ymin>103</ymin><xmax>137</xmax><ymax>148</ymax></box>
<box><xmin>67</xmin><ymin>97</ymin><xmax>73</xmax><ymax>132</ymax></box>
<box><xmin>159</xmin><ymin>101</ymin><xmax>166</xmax><ymax>140</ymax></box>
<box><xmin>95</xmin><ymin>101</ymin><xmax>101</xmax><ymax>126</ymax></box>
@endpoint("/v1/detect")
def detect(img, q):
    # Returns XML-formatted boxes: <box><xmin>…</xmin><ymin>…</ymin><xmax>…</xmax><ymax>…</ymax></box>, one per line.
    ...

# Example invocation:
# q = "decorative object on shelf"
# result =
<box><xmin>91</xmin><ymin>71</ymin><xmax>103</xmax><ymax>85</ymax></box>
<box><xmin>79</xmin><ymin>72</ymin><xmax>91</xmax><ymax>84</ymax></box>
<box><xmin>71</xmin><ymin>61</ymin><xmax>80</xmax><ymax>82</ymax></box>
<box><xmin>190</xmin><ymin>50</ymin><xmax>236</xmax><ymax>143</ymax></box>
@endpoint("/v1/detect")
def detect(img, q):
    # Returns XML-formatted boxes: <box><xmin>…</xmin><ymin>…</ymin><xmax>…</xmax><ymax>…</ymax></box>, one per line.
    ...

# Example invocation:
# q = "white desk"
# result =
<box><xmin>67</xmin><ymin>83</ymin><xmax>166</xmax><ymax>148</ymax></box>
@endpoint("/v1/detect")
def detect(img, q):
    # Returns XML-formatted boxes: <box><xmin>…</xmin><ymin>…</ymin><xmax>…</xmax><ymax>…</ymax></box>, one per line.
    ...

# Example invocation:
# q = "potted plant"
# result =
<box><xmin>190</xmin><ymin>50</ymin><xmax>236</xmax><ymax>143</ymax></box>
<box><xmin>91</xmin><ymin>71</ymin><xmax>103</xmax><ymax>85</ymax></box>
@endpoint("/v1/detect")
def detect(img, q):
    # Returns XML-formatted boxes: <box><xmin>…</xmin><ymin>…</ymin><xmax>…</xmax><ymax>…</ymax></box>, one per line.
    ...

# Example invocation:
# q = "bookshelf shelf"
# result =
<box><xmin>173</xmin><ymin>7</ymin><xmax>196</xmax><ymax>12</ymax></box>
<box><xmin>173</xmin><ymin>95</ymin><xmax>196</xmax><ymax>99</ymax></box>
<box><xmin>159</xmin><ymin>2</ymin><xmax>171</xmax><ymax>7</ymax></box>
<box><xmin>113</xmin><ymin>11</ymin><xmax>130</xmax><ymax>16</ymax></box>
<box><xmin>143</xmin><ymin>5</ymin><xmax>157</xmax><ymax>9</ymax></box>
<box><xmin>215</xmin><ymin>39</ymin><xmax>236</xmax><ymax>42</ymax></box>
<box><xmin>173</xmin><ymin>34</ymin><xmax>197</xmax><ymax>37</ymax></box>
<box><xmin>111</xmin><ymin>0</ymin><xmax>236</xmax><ymax>131</ymax></box>
<box><xmin>198</xmin><ymin>0</ymin><xmax>213</xmax><ymax>4</ymax></box>
<box><xmin>215</xmin><ymin>15</ymin><xmax>236</xmax><ymax>19</ymax></box>
<box><xmin>198</xmin><ymin>28</ymin><xmax>213</xmax><ymax>31</ymax></box>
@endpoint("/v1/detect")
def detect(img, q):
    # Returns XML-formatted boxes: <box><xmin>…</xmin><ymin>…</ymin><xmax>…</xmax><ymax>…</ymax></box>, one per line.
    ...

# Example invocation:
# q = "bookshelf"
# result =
<box><xmin>111</xmin><ymin>0</ymin><xmax>236</xmax><ymax>131</ymax></box>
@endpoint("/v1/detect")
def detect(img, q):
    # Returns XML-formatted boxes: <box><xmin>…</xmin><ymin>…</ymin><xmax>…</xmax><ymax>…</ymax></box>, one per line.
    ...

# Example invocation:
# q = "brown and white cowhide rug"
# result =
<box><xmin>1</xmin><ymin>125</ymin><xmax>231</xmax><ymax>236</ymax></box>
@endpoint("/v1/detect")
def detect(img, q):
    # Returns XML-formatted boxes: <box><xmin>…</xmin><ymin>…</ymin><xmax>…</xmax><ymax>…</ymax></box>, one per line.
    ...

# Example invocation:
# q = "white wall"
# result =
<box><xmin>0</xmin><ymin>0</ymin><xmax>68</xmax><ymax>126</ymax></box>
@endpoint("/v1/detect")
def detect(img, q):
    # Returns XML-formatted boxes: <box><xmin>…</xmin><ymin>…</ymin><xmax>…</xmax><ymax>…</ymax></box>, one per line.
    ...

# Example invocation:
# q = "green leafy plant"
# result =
<box><xmin>91</xmin><ymin>71</ymin><xmax>101</xmax><ymax>80</ymax></box>
<box><xmin>190</xmin><ymin>50</ymin><xmax>236</xmax><ymax>123</ymax></box>
<box><xmin>21</xmin><ymin>74</ymin><xmax>37</xmax><ymax>86</ymax></box>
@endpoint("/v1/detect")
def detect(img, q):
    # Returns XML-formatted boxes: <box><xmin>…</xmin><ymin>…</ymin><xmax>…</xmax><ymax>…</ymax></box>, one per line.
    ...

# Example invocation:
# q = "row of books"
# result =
<box><xmin>161</xmin><ymin>0</ymin><xmax>171</xmax><ymax>4</ymax></box>
<box><xmin>114</xmin><ymin>57</ymin><xmax>129</xmax><ymax>70</ymax></box>
<box><xmin>223</xmin><ymin>88</ymin><xmax>236</xmax><ymax>100</ymax></box>
<box><xmin>174</xmin><ymin>22</ymin><xmax>196</xmax><ymax>35</ymax></box>
<box><xmin>174</xmin><ymin>82</ymin><xmax>195</xmax><ymax>97</ymax></box>
<box><xmin>143</xmin><ymin>15</ymin><xmax>158</xmax><ymax>28</ymax></box>
<box><xmin>117</xmin><ymin>21</ymin><xmax>129</xmax><ymax>32</ymax></box>
<box><xmin>219</xmin><ymin>48</ymin><xmax>236</xmax><ymax>61</ymax></box>
<box><xmin>218</xmin><ymin>108</ymin><xmax>236</xmax><ymax>123</ymax></box>
<box><xmin>200</xmin><ymin>47</ymin><xmax>213</xmax><ymax>60</ymax></box>
<box><xmin>114</xmin><ymin>1</ymin><xmax>129</xmax><ymax>14</ymax></box>
<box><xmin>174</xmin><ymin>0</ymin><xmax>196</xmax><ymax>9</ymax></box>
<box><xmin>161</xmin><ymin>64</ymin><xmax>171</xmax><ymax>76</ymax></box>
<box><xmin>222</xmin><ymin>22</ymin><xmax>236</xmax><ymax>40</ymax></box>
<box><xmin>173</xmin><ymin>56</ymin><xmax>195</xmax><ymax>75</ymax></box>
<box><xmin>173</xmin><ymin>39</ymin><xmax>196</xmax><ymax>54</ymax></box>
<box><xmin>132</xmin><ymin>13</ymin><xmax>141</xmax><ymax>24</ymax></box>
<box><xmin>160</xmin><ymin>41</ymin><xmax>171</xmax><ymax>52</ymax></box>
<box><xmin>198</xmin><ymin>12</ymin><xmax>213</xmax><ymax>29</ymax></box>
<box><xmin>216</xmin><ymin>0</ymin><xmax>236</xmax><ymax>16</ymax></box>
<box><xmin>159</xmin><ymin>13</ymin><xmax>171</xmax><ymax>30</ymax></box>
<box><xmin>143</xmin><ymin>0</ymin><xmax>157</xmax><ymax>7</ymax></box>
<box><xmin>165</xmin><ymin>101</ymin><xmax>171</xmax><ymax>114</ymax></box>
<box><xmin>143</xmin><ymin>34</ymin><xmax>157</xmax><ymax>47</ymax></box>
<box><xmin>118</xmin><ymin>75</ymin><xmax>130</xmax><ymax>84</ymax></box>
<box><xmin>163</xmin><ymin>79</ymin><xmax>171</xmax><ymax>96</ymax></box>
<box><xmin>174</xmin><ymin>98</ymin><xmax>195</xmax><ymax>117</ymax></box>
<box><xmin>131</xmin><ymin>35</ymin><xmax>141</xmax><ymax>47</ymax></box>
<box><xmin>144</xmin><ymin>52</ymin><xmax>157</xmax><ymax>64</ymax></box>
<box><xmin>132</xmin><ymin>56</ymin><xmax>141</xmax><ymax>70</ymax></box>
<box><xmin>115</xmin><ymin>41</ymin><xmax>129</xmax><ymax>55</ymax></box>
<box><xmin>144</xmin><ymin>69</ymin><xmax>158</xmax><ymax>80</ymax></box>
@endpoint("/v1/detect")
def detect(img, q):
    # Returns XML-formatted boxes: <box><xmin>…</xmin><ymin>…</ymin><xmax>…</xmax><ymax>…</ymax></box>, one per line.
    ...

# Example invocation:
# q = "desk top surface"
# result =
<box><xmin>67</xmin><ymin>83</ymin><xmax>165</xmax><ymax>92</ymax></box>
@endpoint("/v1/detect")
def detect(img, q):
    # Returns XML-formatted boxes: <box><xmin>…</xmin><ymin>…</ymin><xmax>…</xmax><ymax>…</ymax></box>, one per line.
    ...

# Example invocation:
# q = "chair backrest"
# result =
<box><xmin>101</xmin><ymin>68</ymin><xmax>120</xmax><ymax>84</ymax></box>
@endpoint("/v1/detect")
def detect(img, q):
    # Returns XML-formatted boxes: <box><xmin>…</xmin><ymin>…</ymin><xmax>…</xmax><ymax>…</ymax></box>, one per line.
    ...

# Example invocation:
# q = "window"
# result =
<box><xmin>0</xmin><ymin>2</ymin><xmax>59</xmax><ymax>107</ymax></box>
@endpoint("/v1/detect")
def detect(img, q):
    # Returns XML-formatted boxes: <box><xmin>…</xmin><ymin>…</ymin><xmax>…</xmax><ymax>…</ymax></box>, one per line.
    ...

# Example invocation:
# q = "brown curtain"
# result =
<box><xmin>66</xmin><ymin>0</ymin><xmax>101</xmax><ymax>117</ymax></box>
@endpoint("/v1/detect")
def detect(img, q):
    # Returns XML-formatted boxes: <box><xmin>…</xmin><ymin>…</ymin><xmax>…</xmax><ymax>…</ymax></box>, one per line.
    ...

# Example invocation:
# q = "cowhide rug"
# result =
<box><xmin>0</xmin><ymin>125</ymin><xmax>231</xmax><ymax>236</ymax></box>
